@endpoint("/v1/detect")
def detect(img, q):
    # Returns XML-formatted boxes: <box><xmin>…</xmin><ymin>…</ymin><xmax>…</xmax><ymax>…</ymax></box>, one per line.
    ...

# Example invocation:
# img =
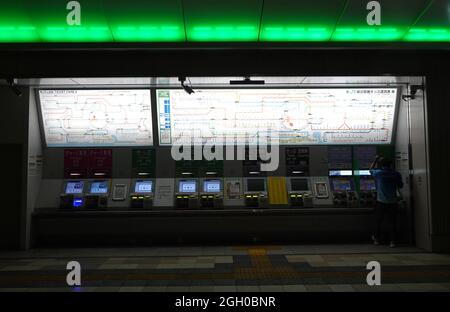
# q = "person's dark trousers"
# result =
<box><xmin>374</xmin><ymin>201</ymin><xmax>398</xmax><ymax>243</ymax></box>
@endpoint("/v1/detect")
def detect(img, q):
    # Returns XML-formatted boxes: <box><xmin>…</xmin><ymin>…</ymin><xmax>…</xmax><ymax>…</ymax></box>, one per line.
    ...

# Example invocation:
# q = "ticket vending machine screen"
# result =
<box><xmin>332</xmin><ymin>179</ymin><xmax>352</xmax><ymax>191</ymax></box>
<box><xmin>90</xmin><ymin>181</ymin><xmax>109</xmax><ymax>194</ymax></box>
<box><xmin>135</xmin><ymin>181</ymin><xmax>153</xmax><ymax>193</ymax></box>
<box><xmin>203</xmin><ymin>180</ymin><xmax>221</xmax><ymax>193</ymax></box>
<box><xmin>360</xmin><ymin>179</ymin><xmax>377</xmax><ymax>191</ymax></box>
<box><xmin>247</xmin><ymin>179</ymin><xmax>265</xmax><ymax>192</ymax></box>
<box><xmin>329</xmin><ymin>170</ymin><xmax>353</xmax><ymax>176</ymax></box>
<box><xmin>179</xmin><ymin>180</ymin><xmax>196</xmax><ymax>193</ymax></box>
<box><xmin>65</xmin><ymin>181</ymin><xmax>84</xmax><ymax>194</ymax></box>
<box><xmin>291</xmin><ymin>178</ymin><xmax>309</xmax><ymax>191</ymax></box>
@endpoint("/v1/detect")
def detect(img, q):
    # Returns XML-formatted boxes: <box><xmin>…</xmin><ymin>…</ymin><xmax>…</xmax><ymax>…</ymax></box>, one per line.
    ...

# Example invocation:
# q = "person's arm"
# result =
<box><xmin>369</xmin><ymin>154</ymin><xmax>382</xmax><ymax>171</ymax></box>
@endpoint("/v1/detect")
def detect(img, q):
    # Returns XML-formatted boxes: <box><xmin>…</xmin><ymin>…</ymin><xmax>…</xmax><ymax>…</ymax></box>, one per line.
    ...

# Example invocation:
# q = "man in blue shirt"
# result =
<box><xmin>369</xmin><ymin>154</ymin><xmax>403</xmax><ymax>247</ymax></box>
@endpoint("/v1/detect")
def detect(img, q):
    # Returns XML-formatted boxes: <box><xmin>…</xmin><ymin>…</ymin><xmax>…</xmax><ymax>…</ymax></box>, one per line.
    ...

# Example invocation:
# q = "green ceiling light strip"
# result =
<box><xmin>39</xmin><ymin>25</ymin><xmax>112</xmax><ymax>42</ymax></box>
<box><xmin>113</xmin><ymin>25</ymin><xmax>183</xmax><ymax>41</ymax></box>
<box><xmin>0</xmin><ymin>0</ymin><xmax>450</xmax><ymax>43</ymax></box>
<box><xmin>332</xmin><ymin>27</ymin><xmax>404</xmax><ymax>41</ymax></box>
<box><xmin>404</xmin><ymin>28</ymin><xmax>450</xmax><ymax>41</ymax></box>
<box><xmin>0</xmin><ymin>26</ymin><xmax>40</xmax><ymax>42</ymax></box>
<box><xmin>402</xmin><ymin>0</ymin><xmax>450</xmax><ymax>41</ymax></box>
<box><xmin>261</xmin><ymin>26</ymin><xmax>331</xmax><ymax>41</ymax></box>
<box><xmin>189</xmin><ymin>25</ymin><xmax>258</xmax><ymax>41</ymax></box>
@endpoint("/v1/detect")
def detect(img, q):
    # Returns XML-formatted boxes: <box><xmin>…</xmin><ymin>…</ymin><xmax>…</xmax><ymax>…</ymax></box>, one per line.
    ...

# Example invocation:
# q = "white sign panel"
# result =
<box><xmin>157</xmin><ymin>88</ymin><xmax>397</xmax><ymax>145</ymax></box>
<box><xmin>39</xmin><ymin>89</ymin><xmax>153</xmax><ymax>147</ymax></box>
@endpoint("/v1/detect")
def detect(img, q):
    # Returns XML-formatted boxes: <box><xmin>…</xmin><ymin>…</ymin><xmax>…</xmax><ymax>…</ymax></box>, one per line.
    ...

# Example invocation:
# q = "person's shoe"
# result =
<box><xmin>371</xmin><ymin>235</ymin><xmax>379</xmax><ymax>245</ymax></box>
<box><xmin>390</xmin><ymin>241</ymin><xmax>396</xmax><ymax>248</ymax></box>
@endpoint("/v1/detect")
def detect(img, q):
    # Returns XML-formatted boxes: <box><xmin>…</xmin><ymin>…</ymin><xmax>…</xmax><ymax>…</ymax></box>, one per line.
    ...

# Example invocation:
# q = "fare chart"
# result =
<box><xmin>39</xmin><ymin>89</ymin><xmax>153</xmax><ymax>147</ymax></box>
<box><xmin>157</xmin><ymin>88</ymin><xmax>397</xmax><ymax>145</ymax></box>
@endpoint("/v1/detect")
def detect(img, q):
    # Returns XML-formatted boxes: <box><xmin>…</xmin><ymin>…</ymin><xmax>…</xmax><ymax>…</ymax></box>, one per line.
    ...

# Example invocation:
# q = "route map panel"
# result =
<box><xmin>39</xmin><ymin>89</ymin><xmax>153</xmax><ymax>147</ymax></box>
<box><xmin>157</xmin><ymin>88</ymin><xmax>398</xmax><ymax>145</ymax></box>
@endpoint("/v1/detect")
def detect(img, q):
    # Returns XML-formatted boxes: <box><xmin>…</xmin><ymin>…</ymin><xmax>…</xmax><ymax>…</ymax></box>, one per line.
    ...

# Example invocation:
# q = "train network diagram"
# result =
<box><xmin>157</xmin><ymin>88</ymin><xmax>398</xmax><ymax>145</ymax></box>
<box><xmin>39</xmin><ymin>89</ymin><xmax>153</xmax><ymax>147</ymax></box>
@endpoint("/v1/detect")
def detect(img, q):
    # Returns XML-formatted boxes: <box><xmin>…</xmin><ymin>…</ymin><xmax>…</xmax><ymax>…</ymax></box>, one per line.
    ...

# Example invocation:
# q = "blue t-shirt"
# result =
<box><xmin>370</xmin><ymin>168</ymin><xmax>403</xmax><ymax>204</ymax></box>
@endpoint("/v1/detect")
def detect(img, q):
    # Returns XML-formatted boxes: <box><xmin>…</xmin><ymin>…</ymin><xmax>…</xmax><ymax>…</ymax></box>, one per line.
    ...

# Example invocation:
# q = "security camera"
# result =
<box><xmin>178</xmin><ymin>77</ymin><xmax>195</xmax><ymax>94</ymax></box>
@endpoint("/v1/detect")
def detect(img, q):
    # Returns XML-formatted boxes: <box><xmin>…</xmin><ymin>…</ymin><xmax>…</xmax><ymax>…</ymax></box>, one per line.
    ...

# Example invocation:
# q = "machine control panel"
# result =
<box><xmin>287</xmin><ymin>177</ymin><xmax>313</xmax><ymax>207</ymax></box>
<box><xmin>199</xmin><ymin>179</ymin><xmax>224</xmax><ymax>209</ymax></box>
<box><xmin>358</xmin><ymin>175</ymin><xmax>377</xmax><ymax>207</ymax></box>
<box><xmin>175</xmin><ymin>179</ymin><xmax>199</xmax><ymax>209</ymax></box>
<box><xmin>84</xmin><ymin>180</ymin><xmax>110</xmax><ymax>209</ymax></box>
<box><xmin>60</xmin><ymin>181</ymin><xmax>86</xmax><ymax>209</ymax></box>
<box><xmin>329</xmin><ymin>171</ymin><xmax>358</xmax><ymax>207</ymax></box>
<box><xmin>243</xmin><ymin>178</ymin><xmax>268</xmax><ymax>208</ymax></box>
<box><xmin>130</xmin><ymin>180</ymin><xmax>154</xmax><ymax>209</ymax></box>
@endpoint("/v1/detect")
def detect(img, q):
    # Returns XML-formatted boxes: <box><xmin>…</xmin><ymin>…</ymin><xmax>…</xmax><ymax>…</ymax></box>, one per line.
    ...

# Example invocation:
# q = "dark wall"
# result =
<box><xmin>0</xmin><ymin>145</ymin><xmax>23</xmax><ymax>249</ymax></box>
<box><xmin>0</xmin><ymin>86</ymin><xmax>28</xmax><ymax>249</ymax></box>
<box><xmin>0</xmin><ymin>46</ymin><xmax>449</xmax><ymax>78</ymax></box>
<box><xmin>426</xmin><ymin>75</ymin><xmax>450</xmax><ymax>251</ymax></box>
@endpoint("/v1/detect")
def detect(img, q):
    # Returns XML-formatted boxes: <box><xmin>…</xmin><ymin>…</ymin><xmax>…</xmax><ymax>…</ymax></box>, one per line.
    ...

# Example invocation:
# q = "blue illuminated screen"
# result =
<box><xmin>90</xmin><ymin>181</ymin><xmax>108</xmax><ymax>194</ymax></box>
<box><xmin>332</xmin><ymin>179</ymin><xmax>352</xmax><ymax>191</ymax></box>
<box><xmin>135</xmin><ymin>181</ymin><xmax>153</xmax><ymax>193</ymax></box>
<box><xmin>329</xmin><ymin>170</ymin><xmax>353</xmax><ymax>176</ymax></box>
<box><xmin>72</xmin><ymin>198</ymin><xmax>84</xmax><ymax>208</ymax></box>
<box><xmin>65</xmin><ymin>181</ymin><xmax>84</xmax><ymax>194</ymax></box>
<box><xmin>179</xmin><ymin>180</ymin><xmax>196</xmax><ymax>193</ymax></box>
<box><xmin>203</xmin><ymin>180</ymin><xmax>221</xmax><ymax>193</ymax></box>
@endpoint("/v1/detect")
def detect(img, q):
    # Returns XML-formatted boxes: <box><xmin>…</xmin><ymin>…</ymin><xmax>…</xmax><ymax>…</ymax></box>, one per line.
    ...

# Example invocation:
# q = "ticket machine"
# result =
<box><xmin>175</xmin><ymin>179</ymin><xmax>199</xmax><ymax>209</ymax></box>
<box><xmin>200</xmin><ymin>179</ymin><xmax>223</xmax><ymax>209</ymax></box>
<box><xmin>130</xmin><ymin>180</ymin><xmax>154</xmax><ymax>209</ymax></box>
<box><xmin>60</xmin><ymin>180</ymin><xmax>86</xmax><ymax>209</ymax></box>
<box><xmin>84</xmin><ymin>180</ymin><xmax>110</xmax><ymax>209</ymax></box>
<box><xmin>357</xmin><ymin>170</ymin><xmax>377</xmax><ymax>207</ymax></box>
<box><xmin>286</xmin><ymin>177</ymin><xmax>313</xmax><ymax>208</ymax></box>
<box><xmin>329</xmin><ymin>170</ymin><xmax>358</xmax><ymax>207</ymax></box>
<box><xmin>243</xmin><ymin>178</ymin><xmax>268</xmax><ymax>208</ymax></box>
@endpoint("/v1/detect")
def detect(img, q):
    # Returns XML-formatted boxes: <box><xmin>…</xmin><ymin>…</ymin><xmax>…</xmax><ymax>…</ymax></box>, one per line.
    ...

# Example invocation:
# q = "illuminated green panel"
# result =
<box><xmin>404</xmin><ymin>28</ymin><xmax>450</xmax><ymax>41</ymax></box>
<box><xmin>189</xmin><ymin>25</ymin><xmax>257</xmax><ymax>41</ymax></box>
<box><xmin>260</xmin><ymin>0</ymin><xmax>344</xmax><ymax>41</ymax></box>
<box><xmin>262</xmin><ymin>27</ymin><xmax>330</xmax><ymax>41</ymax></box>
<box><xmin>332</xmin><ymin>0</ymin><xmax>429</xmax><ymax>41</ymax></box>
<box><xmin>1</xmin><ymin>0</ymin><xmax>450</xmax><ymax>43</ymax></box>
<box><xmin>24</xmin><ymin>0</ymin><xmax>113</xmax><ymax>42</ymax></box>
<box><xmin>0</xmin><ymin>1</ymin><xmax>40</xmax><ymax>42</ymax></box>
<box><xmin>333</xmin><ymin>27</ymin><xmax>404</xmax><ymax>41</ymax></box>
<box><xmin>403</xmin><ymin>0</ymin><xmax>450</xmax><ymax>41</ymax></box>
<box><xmin>184</xmin><ymin>0</ymin><xmax>262</xmax><ymax>41</ymax></box>
<box><xmin>106</xmin><ymin>0</ymin><xmax>185</xmax><ymax>41</ymax></box>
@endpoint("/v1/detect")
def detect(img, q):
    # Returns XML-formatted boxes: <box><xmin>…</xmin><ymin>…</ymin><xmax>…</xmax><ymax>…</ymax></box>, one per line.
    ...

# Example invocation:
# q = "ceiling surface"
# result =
<box><xmin>0</xmin><ymin>0</ymin><xmax>449</xmax><ymax>43</ymax></box>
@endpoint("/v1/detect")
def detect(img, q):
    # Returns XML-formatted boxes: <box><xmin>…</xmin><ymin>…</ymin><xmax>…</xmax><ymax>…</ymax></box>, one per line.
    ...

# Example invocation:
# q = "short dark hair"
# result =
<box><xmin>380</xmin><ymin>158</ymin><xmax>393</xmax><ymax>168</ymax></box>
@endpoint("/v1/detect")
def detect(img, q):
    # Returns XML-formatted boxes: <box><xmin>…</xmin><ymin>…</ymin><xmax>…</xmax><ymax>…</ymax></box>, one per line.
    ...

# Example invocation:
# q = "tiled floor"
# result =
<box><xmin>0</xmin><ymin>244</ymin><xmax>449</xmax><ymax>292</ymax></box>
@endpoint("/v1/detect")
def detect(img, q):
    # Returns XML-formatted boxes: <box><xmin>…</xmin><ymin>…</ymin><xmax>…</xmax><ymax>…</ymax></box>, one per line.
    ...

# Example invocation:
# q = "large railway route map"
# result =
<box><xmin>157</xmin><ymin>88</ymin><xmax>397</xmax><ymax>145</ymax></box>
<box><xmin>39</xmin><ymin>89</ymin><xmax>153</xmax><ymax>147</ymax></box>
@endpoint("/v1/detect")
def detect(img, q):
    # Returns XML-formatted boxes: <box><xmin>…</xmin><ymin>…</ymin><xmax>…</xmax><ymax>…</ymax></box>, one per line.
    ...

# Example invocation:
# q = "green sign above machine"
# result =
<box><xmin>1</xmin><ymin>0</ymin><xmax>449</xmax><ymax>43</ymax></box>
